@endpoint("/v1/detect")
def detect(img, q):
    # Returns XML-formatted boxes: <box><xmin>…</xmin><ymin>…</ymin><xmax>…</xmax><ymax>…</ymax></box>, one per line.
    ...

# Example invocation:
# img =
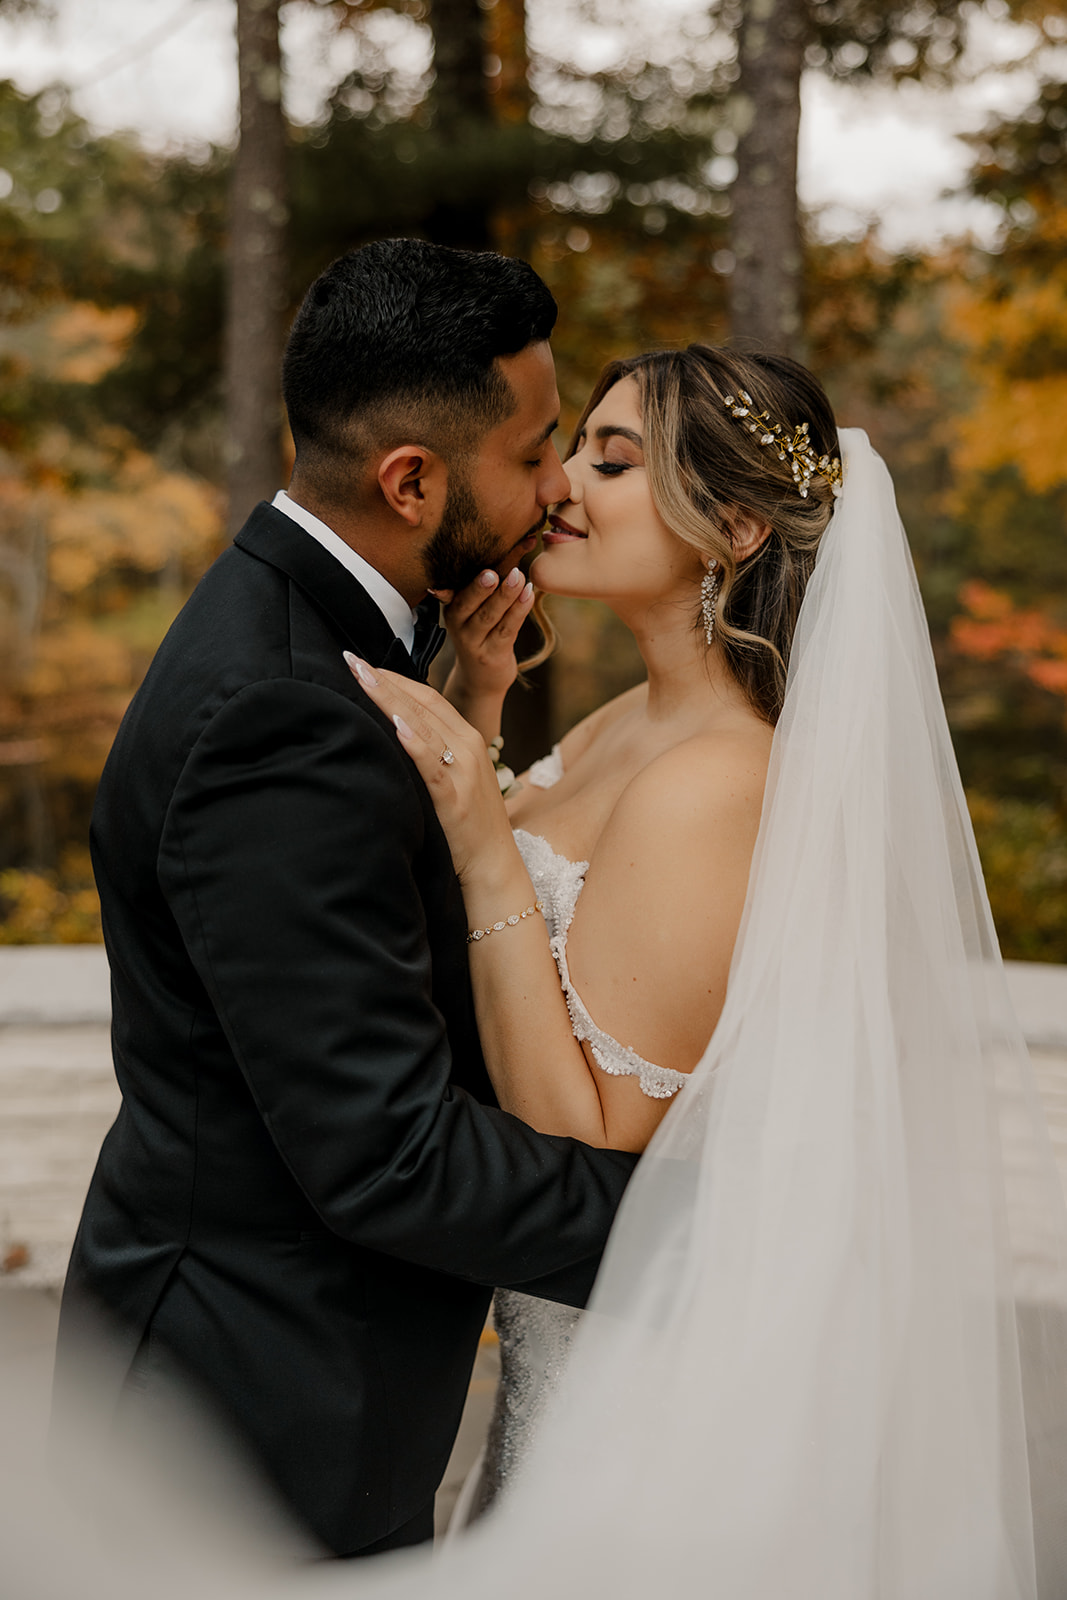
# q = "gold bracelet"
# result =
<box><xmin>467</xmin><ymin>899</ymin><xmax>543</xmax><ymax>944</ymax></box>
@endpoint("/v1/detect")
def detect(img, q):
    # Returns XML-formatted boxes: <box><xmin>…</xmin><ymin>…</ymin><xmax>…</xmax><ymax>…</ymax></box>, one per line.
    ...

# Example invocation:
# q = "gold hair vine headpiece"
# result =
<box><xmin>722</xmin><ymin>391</ymin><xmax>843</xmax><ymax>500</ymax></box>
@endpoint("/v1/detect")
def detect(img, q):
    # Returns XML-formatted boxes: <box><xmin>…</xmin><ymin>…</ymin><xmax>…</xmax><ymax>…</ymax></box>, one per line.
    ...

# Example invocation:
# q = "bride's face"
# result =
<box><xmin>531</xmin><ymin>378</ymin><xmax>701</xmax><ymax>611</ymax></box>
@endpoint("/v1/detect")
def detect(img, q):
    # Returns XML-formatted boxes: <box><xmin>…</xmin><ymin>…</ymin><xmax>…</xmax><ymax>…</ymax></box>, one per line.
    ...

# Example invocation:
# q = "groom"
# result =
<box><xmin>55</xmin><ymin>240</ymin><xmax>636</xmax><ymax>1557</ymax></box>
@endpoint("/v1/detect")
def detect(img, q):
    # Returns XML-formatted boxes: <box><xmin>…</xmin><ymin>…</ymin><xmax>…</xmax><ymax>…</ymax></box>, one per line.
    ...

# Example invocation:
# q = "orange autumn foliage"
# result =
<box><xmin>951</xmin><ymin>580</ymin><xmax>1067</xmax><ymax>701</ymax></box>
<box><xmin>947</xmin><ymin>277</ymin><xmax>1067</xmax><ymax>498</ymax></box>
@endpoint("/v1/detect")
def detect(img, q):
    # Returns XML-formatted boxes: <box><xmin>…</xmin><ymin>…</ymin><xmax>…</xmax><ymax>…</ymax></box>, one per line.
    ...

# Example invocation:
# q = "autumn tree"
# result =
<box><xmin>727</xmin><ymin>0</ymin><xmax>998</xmax><ymax>350</ymax></box>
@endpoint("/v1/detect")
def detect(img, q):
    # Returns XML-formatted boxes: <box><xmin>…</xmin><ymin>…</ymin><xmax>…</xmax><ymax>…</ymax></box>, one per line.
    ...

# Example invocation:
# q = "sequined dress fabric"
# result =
<box><xmin>464</xmin><ymin>750</ymin><xmax>685</xmax><ymax>1521</ymax></box>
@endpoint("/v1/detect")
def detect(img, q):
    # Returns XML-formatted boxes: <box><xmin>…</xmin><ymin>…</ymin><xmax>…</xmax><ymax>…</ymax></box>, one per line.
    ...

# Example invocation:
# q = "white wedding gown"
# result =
<box><xmin>457</xmin><ymin>786</ymin><xmax>689</xmax><ymax>1522</ymax></box>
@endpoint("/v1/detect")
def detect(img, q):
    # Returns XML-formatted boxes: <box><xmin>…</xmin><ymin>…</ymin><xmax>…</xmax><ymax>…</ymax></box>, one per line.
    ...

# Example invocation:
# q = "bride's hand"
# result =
<box><xmin>438</xmin><ymin>566</ymin><xmax>535</xmax><ymax>712</ymax></box>
<box><xmin>343</xmin><ymin>656</ymin><xmax>521</xmax><ymax>890</ymax></box>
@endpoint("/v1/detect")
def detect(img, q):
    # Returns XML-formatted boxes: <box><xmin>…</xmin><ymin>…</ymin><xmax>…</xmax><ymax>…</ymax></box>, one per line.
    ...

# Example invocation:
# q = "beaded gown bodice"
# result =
<box><xmin>463</xmin><ymin>747</ymin><xmax>685</xmax><ymax>1523</ymax></box>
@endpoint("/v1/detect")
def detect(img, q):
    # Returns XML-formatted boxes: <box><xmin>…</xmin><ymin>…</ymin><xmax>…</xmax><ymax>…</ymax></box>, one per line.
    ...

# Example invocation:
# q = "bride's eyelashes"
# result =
<box><xmin>592</xmin><ymin>461</ymin><xmax>632</xmax><ymax>477</ymax></box>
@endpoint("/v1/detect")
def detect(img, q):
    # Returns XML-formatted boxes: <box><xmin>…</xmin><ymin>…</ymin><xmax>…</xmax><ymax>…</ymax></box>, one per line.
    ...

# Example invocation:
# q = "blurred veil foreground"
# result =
<box><xmin>17</xmin><ymin>432</ymin><xmax>1067</xmax><ymax>1600</ymax></box>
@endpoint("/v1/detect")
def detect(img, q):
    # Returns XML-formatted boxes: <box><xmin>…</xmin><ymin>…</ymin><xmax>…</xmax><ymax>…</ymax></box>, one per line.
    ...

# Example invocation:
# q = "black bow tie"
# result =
<box><xmin>411</xmin><ymin>598</ymin><xmax>447</xmax><ymax>681</ymax></box>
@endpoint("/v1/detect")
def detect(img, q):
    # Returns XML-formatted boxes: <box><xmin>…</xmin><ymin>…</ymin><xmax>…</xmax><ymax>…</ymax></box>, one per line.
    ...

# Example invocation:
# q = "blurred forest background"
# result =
<box><xmin>2</xmin><ymin>0</ymin><xmax>1067</xmax><ymax>958</ymax></box>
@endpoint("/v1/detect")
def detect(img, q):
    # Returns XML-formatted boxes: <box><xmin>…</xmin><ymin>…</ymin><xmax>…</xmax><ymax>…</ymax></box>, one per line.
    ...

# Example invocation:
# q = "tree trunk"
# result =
<box><xmin>486</xmin><ymin>0</ymin><xmax>532</xmax><ymax>124</ymax></box>
<box><xmin>225</xmin><ymin>0</ymin><xmax>288</xmax><ymax>537</ymax></box>
<box><xmin>728</xmin><ymin>0</ymin><xmax>808</xmax><ymax>356</ymax></box>
<box><xmin>488</xmin><ymin>0</ymin><xmax>554</xmax><ymax>769</ymax></box>
<box><xmin>424</xmin><ymin>0</ymin><xmax>551</xmax><ymax>765</ymax></box>
<box><xmin>425</xmin><ymin>0</ymin><xmax>494</xmax><ymax>249</ymax></box>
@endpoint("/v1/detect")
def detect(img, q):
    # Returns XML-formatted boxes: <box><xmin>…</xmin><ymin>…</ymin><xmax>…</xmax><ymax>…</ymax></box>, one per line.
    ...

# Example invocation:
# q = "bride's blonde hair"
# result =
<box><xmin>527</xmin><ymin>345</ymin><xmax>840</xmax><ymax>724</ymax></box>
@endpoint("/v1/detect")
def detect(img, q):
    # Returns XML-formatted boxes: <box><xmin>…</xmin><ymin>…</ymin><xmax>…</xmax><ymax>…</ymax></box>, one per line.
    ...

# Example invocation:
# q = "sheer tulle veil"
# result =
<box><xmin>333</xmin><ymin>429</ymin><xmax>1067</xmax><ymax>1600</ymax></box>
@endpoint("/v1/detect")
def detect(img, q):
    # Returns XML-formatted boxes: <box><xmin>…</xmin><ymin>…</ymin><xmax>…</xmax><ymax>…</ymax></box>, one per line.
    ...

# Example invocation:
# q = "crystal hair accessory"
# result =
<box><xmin>723</xmin><ymin>391</ymin><xmax>843</xmax><ymax>500</ymax></box>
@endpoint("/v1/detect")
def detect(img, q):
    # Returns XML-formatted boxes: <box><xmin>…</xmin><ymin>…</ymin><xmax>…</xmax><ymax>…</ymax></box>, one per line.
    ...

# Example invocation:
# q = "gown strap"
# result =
<box><xmin>548</xmin><ymin>932</ymin><xmax>688</xmax><ymax>1101</ymax></box>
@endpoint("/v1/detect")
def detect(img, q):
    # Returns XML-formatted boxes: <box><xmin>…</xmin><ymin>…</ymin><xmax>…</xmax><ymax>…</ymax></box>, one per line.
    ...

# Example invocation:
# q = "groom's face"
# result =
<box><xmin>421</xmin><ymin>342</ymin><xmax>569</xmax><ymax>592</ymax></box>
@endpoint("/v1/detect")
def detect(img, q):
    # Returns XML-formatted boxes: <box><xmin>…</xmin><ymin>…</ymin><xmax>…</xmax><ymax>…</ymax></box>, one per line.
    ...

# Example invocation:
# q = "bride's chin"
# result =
<box><xmin>530</xmin><ymin>548</ymin><xmax>588</xmax><ymax>598</ymax></box>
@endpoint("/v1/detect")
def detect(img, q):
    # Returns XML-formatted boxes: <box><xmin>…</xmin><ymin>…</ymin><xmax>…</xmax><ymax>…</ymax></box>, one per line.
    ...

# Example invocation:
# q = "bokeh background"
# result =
<box><xmin>2</xmin><ymin>0</ymin><xmax>1067</xmax><ymax>959</ymax></box>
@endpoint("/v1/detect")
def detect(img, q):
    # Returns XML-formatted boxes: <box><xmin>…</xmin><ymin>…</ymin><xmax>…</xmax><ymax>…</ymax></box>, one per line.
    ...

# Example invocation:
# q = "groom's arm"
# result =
<box><xmin>158</xmin><ymin>676</ymin><xmax>636</xmax><ymax>1304</ymax></box>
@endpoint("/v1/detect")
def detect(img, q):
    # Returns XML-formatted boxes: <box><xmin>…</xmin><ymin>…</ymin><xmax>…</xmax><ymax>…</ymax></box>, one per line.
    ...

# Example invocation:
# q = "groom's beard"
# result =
<box><xmin>422</xmin><ymin>472</ymin><xmax>544</xmax><ymax>592</ymax></box>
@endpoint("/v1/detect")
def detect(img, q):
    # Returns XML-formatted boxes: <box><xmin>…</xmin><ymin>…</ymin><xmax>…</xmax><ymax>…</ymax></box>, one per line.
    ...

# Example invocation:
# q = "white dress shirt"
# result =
<box><xmin>271</xmin><ymin>490</ymin><xmax>417</xmax><ymax>654</ymax></box>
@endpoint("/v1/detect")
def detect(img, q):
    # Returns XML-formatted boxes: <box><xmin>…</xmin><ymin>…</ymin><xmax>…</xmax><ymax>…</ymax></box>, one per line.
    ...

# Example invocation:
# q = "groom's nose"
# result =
<box><xmin>538</xmin><ymin>443</ymin><xmax>571</xmax><ymax>508</ymax></box>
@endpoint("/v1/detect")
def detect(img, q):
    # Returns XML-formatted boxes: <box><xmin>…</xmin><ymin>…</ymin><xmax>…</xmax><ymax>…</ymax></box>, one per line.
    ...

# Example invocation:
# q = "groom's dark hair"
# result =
<box><xmin>282</xmin><ymin>238</ymin><xmax>558</xmax><ymax>501</ymax></box>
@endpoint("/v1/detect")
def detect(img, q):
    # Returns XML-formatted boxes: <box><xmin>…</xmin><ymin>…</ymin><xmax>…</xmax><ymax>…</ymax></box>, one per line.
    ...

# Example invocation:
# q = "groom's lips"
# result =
<box><xmin>542</xmin><ymin>516</ymin><xmax>587</xmax><ymax>545</ymax></box>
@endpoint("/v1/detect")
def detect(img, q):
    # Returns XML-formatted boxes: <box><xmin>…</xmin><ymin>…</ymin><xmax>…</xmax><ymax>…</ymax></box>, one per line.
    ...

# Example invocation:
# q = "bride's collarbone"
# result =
<box><xmin>514</xmin><ymin>710</ymin><xmax>771</xmax><ymax>864</ymax></box>
<box><xmin>509</xmin><ymin>754</ymin><xmax>620</xmax><ymax>858</ymax></box>
<box><xmin>511</xmin><ymin>729</ymin><xmax>690</xmax><ymax>863</ymax></box>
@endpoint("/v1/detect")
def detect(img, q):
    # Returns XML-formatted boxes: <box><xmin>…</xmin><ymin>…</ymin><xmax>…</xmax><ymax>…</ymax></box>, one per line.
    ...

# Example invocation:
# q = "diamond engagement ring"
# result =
<box><xmin>439</xmin><ymin>747</ymin><xmax>455</xmax><ymax>766</ymax></box>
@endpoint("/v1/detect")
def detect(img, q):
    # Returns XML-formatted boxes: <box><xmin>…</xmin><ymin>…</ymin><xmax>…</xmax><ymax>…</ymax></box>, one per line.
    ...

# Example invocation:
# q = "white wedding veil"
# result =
<box><xmin>340</xmin><ymin>428</ymin><xmax>1067</xmax><ymax>1600</ymax></box>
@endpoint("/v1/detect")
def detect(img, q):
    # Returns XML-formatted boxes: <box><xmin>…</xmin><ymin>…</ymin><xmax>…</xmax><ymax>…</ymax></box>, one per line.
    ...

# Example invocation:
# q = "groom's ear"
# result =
<box><xmin>377</xmin><ymin>445</ymin><xmax>447</xmax><ymax>528</ymax></box>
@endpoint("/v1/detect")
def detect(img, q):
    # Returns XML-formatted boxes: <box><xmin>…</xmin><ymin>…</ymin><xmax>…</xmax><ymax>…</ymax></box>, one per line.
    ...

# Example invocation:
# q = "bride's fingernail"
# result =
<box><xmin>505</xmin><ymin>567</ymin><xmax>523</xmax><ymax>589</ymax></box>
<box><xmin>343</xmin><ymin>651</ymin><xmax>378</xmax><ymax>687</ymax></box>
<box><xmin>479</xmin><ymin>570</ymin><xmax>497</xmax><ymax>588</ymax></box>
<box><xmin>393</xmin><ymin>713</ymin><xmax>415</xmax><ymax>741</ymax></box>
<box><xmin>521</xmin><ymin>581</ymin><xmax>534</xmax><ymax>602</ymax></box>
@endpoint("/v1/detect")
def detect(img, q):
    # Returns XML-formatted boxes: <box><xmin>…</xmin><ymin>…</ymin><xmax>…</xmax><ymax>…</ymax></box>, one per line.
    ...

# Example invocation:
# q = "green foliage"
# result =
<box><xmin>805</xmin><ymin>0</ymin><xmax>972</xmax><ymax>81</ymax></box>
<box><xmin>968</xmin><ymin>793</ymin><xmax>1067</xmax><ymax>962</ymax></box>
<box><xmin>0</xmin><ymin>79</ymin><xmax>227</xmax><ymax>470</ymax></box>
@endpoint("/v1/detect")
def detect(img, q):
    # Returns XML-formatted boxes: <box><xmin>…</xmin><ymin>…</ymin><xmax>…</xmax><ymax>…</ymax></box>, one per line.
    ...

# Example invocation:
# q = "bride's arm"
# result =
<box><xmin>348</xmin><ymin>659</ymin><xmax>611</xmax><ymax>1140</ymax></box>
<box><xmin>436</xmin><ymin>567</ymin><xmax>534</xmax><ymax>745</ymax></box>
<box><xmin>470</xmin><ymin>737</ymin><xmax>766</xmax><ymax>1152</ymax></box>
<box><xmin>557</xmin><ymin>737</ymin><xmax>767</xmax><ymax>1149</ymax></box>
<box><xmin>344</xmin><ymin>661</ymin><xmax>766</xmax><ymax>1151</ymax></box>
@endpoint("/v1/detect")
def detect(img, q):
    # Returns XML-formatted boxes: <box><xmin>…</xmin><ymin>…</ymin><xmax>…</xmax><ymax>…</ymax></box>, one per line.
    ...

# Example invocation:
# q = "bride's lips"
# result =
<box><xmin>542</xmin><ymin>516</ymin><xmax>587</xmax><ymax>546</ymax></box>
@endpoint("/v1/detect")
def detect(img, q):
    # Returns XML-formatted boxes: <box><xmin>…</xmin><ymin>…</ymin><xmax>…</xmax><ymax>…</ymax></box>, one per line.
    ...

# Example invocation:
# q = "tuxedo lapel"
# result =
<box><xmin>234</xmin><ymin>502</ymin><xmax>419</xmax><ymax>682</ymax></box>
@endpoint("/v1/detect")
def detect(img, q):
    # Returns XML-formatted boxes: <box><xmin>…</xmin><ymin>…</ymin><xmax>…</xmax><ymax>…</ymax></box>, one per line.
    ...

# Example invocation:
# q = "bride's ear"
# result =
<box><xmin>729</xmin><ymin>511</ymin><xmax>773</xmax><ymax>563</ymax></box>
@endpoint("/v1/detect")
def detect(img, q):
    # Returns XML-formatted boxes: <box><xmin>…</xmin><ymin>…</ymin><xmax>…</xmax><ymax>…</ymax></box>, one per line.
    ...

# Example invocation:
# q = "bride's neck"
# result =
<box><xmin>626</xmin><ymin>603</ymin><xmax>744</xmax><ymax>727</ymax></box>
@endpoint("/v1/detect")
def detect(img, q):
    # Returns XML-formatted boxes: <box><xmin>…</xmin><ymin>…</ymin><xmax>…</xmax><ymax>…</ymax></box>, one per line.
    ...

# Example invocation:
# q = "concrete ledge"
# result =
<box><xmin>0</xmin><ymin>948</ymin><xmax>1066</xmax><ymax>1294</ymax></box>
<box><xmin>0</xmin><ymin>947</ymin><xmax>110</xmax><ymax>1027</ymax></box>
<box><xmin>3</xmin><ymin>947</ymin><xmax>1067</xmax><ymax>1043</ymax></box>
<box><xmin>1004</xmin><ymin>961</ymin><xmax>1067</xmax><ymax>1052</ymax></box>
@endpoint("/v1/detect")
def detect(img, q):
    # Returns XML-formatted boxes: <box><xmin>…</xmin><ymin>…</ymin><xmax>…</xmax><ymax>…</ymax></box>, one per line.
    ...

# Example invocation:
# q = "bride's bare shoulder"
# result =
<box><xmin>558</xmin><ymin>680</ymin><xmax>648</xmax><ymax>765</ymax></box>
<box><xmin>601</xmin><ymin>715</ymin><xmax>773</xmax><ymax>860</ymax></box>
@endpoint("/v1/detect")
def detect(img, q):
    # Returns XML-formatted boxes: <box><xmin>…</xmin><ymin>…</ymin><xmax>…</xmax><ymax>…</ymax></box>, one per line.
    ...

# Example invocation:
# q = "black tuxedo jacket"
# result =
<box><xmin>57</xmin><ymin>502</ymin><xmax>636</xmax><ymax>1553</ymax></box>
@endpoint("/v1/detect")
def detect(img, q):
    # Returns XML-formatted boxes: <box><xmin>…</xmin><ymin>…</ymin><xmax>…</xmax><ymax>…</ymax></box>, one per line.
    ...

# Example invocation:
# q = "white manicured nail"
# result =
<box><xmin>344</xmin><ymin>652</ymin><xmax>378</xmax><ymax>687</ymax></box>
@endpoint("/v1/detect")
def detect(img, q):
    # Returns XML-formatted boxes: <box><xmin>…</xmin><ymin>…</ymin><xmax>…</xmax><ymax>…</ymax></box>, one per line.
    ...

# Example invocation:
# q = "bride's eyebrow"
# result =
<box><xmin>595</xmin><ymin>425</ymin><xmax>643</xmax><ymax>449</ymax></box>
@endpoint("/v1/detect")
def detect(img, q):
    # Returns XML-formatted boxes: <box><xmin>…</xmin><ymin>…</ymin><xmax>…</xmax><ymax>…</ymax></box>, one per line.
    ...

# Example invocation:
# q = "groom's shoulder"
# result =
<box><xmin>118</xmin><ymin>518</ymin><xmax>340</xmax><ymax>747</ymax></box>
<box><xmin>149</xmin><ymin>537</ymin><xmax>292</xmax><ymax>687</ymax></box>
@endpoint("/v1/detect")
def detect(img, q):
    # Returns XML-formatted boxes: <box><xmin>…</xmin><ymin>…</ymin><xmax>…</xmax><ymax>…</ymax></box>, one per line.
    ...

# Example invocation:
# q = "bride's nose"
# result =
<box><xmin>560</xmin><ymin>457</ymin><xmax>582</xmax><ymax>505</ymax></box>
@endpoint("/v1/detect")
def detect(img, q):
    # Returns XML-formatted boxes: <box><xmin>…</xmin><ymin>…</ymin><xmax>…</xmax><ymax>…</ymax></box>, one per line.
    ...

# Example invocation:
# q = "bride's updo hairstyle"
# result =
<box><xmin>574</xmin><ymin>345</ymin><xmax>840</xmax><ymax>724</ymax></box>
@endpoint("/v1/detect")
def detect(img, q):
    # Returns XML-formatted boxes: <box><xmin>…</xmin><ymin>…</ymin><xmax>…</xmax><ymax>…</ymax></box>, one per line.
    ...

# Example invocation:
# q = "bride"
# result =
<box><xmin>348</xmin><ymin>344</ymin><xmax>1067</xmax><ymax>1597</ymax></box>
